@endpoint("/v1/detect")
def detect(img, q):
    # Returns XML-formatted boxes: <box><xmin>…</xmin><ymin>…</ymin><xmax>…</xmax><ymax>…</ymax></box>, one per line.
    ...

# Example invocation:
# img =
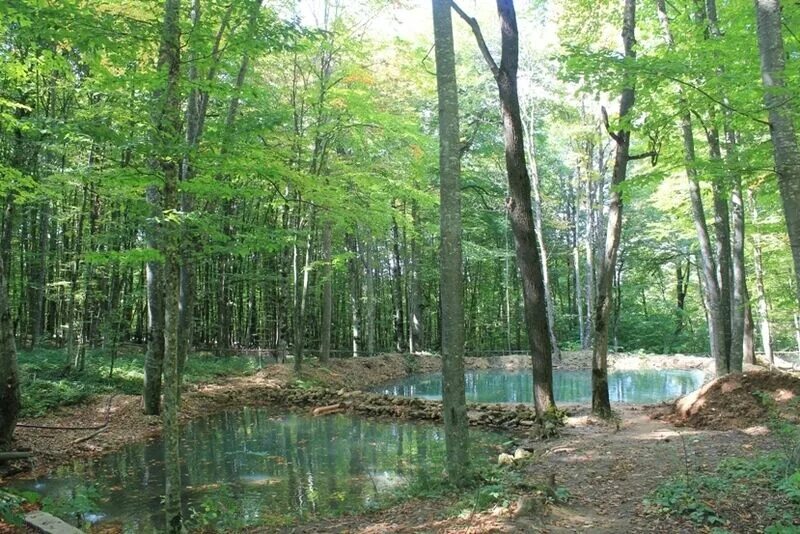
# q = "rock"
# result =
<box><xmin>514</xmin><ymin>448</ymin><xmax>532</xmax><ymax>460</ymax></box>
<box><xmin>519</xmin><ymin>419</ymin><xmax>535</xmax><ymax>426</ymax></box>
<box><xmin>498</xmin><ymin>453</ymin><xmax>515</xmax><ymax>466</ymax></box>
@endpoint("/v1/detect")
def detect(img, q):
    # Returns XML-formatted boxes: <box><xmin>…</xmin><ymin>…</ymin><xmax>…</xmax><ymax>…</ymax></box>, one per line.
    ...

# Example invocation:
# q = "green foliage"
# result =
<box><xmin>187</xmin><ymin>485</ymin><xmax>250</xmax><ymax>532</ymax></box>
<box><xmin>648</xmin><ymin>477</ymin><xmax>724</xmax><ymax>526</ymax></box>
<box><xmin>18</xmin><ymin>348</ymin><xmax>258</xmax><ymax>417</ymax></box>
<box><xmin>0</xmin><ymin>489</ymin><xmax>38</xmax><ymax>526</ymax></box>
<box><xmin>41</xmin><ymin>484</ymin><xmax>99</xmax><ymax>530</ymax></box>
<box><xmin>646</xmin><ymin>451</ymin><xmax>800</xmax><ymax>529</ymax></box>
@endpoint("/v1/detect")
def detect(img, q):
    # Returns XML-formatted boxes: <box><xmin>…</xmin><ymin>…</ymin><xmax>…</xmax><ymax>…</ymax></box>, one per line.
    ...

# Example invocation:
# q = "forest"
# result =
<box><xmin>0</xmin><ymin>0</ymin><xmax>799</xmax><ymax>532</ymax></box>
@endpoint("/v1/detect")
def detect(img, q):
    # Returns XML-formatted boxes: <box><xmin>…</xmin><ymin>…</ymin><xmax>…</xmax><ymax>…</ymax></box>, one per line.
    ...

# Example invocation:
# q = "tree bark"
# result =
<box><xmin>749</xmin><ymin>190</ymin><xmax>773</xmax><ymax>365</ymax></box>
<box><xmin>433</xmin><ymin>0</ymin><xmax>470</xmax><ymax>485</ymax></box>
<box><xmin>0</xmin><ymin>208</ymin><xmax>19</xmax><ymax>451</ymax></box>
<box><xmin>657</xmin><ymin>0</ymin><xmax>727</xmax><ymax>376</ymax></box>
<box><xmin>320</xmin><ymin>220</ymin><xmax>333</xmax><ymax>362</ymax></box>
<box><xmin>152</xmin><ymin>0</ymin><xmax>183</xmax><ymax>529</ymax></box>
<box><xmin>591</xmin><ymin>0</ymin><xmax>639</xmax><ymax>417</ymax></box>
<box><xmin>390</xmin><ymin>215</ymin><xmax>406</xmax><ymax>353</ymax></box>
<box><xmin>452</xmin><ymin>0</ymin><xmax>555</xmax><ymax>415</ymax></box>
<box><xmin>754</xmin><ymin>0</ymin><xmax>800</xmax><ymax>310</ymax></box>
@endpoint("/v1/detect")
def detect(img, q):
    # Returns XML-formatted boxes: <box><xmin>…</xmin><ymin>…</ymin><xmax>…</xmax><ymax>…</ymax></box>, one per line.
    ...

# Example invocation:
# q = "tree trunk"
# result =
<box><xmin>453</xmin><ymin>0</ymin><xmax>555</xmax><ymax>415</ymax></box>
<box><xmin>657</xmin><ymin>0</ymin><xmax>727</xmax><ymax>376</ymax></box>
<box><xmin>347</xmin><ymin>234</ymin><xmax>361</xmax><ymax>357</ymax></box>
<box><xmin>523</xmin><ymin>100</ymin><xmax>560</xmax><ymax>361</ymax></box>
<box><xmin>0</xmin><ymin>205</ymin><xmax>19</xmax><ymax>451</ymax></box>
<box><xmin>750</xmin><ymin>190</ymin><xmax>773</xmax><ymax>365</ymax></box>
<box><xmin>754</xmin><ymin>0</ymin><xmax>800</xmax><ymax>310</ymax></box>
<box><xmin>151</xmin><ymin>0</ymin><xmax>183</xmax><ymax>530</ymax></box>
<box><xmin>408</xmin><ymin>202</ymin><xmax>424</xmax><ymax>353</ymax></box>
<box><xmin>364</xmin><ymin>237</ymin><xmax>376</xmax><ymax>356</ymax></box>
<box><xmin>592</xmin><ymin>0</ymin><xmax>638</xmax><ymax>417</ymax></box>
<box><xmin>390</xmin><ymin>215</ymin><xmax>406</xmax><ymax>353</ymax></box>
<box><xmin>320</xmin><ymin>220</ymin><xmax>333</xmax><ymax>362</ymax></box>
<box><xmin>433</xmin><ymin>0</ymin><xmax>470</xmax><ymax>485</ymax></box>
<box><xmin>143</xmin><ymin>187</ymin><xmax>165</xmax><ymax>415</ymax></box>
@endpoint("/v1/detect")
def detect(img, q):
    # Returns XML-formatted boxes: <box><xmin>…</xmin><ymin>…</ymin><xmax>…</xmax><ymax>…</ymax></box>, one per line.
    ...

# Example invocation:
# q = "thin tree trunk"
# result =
<box><xmin>390</xmin><ymin>215</ymin><xmax>405</xmax><ymax>352</ymax></box>
<box><xmin>749</xmin><ymin>190</ymin><xmax>773</xmax><ymax>365</ymax></box>
<box><xmin>591</xmin><ymin>0</ymin><xmax>639</xmax><ymax>417</ymax></box>
<box><xmin>364</xmin><ymin>237</ymin><xmax>376</xmax><ymax>356</ymax></box>
<box><xmin>152</xmin><ymin>0</ymin><xmax>183</xmax><ymax>530</ymax></box>
<box><xmin>408</xmin><ymin>202</ymin><xmax>423</xmax><ymax>353</ymax></box>
<box><xmin>754</xmin><ymin>0</ymin><xmax>800</xmax><ymax>310</ymax></box>
<box><xmin>347</xmin><ymin>234</ymin><xmax>361</xmax><ymax>357</ymax></box>
<box><xmin>657</xmin><ymin>0</ymin><xmax>727</xmax><ymax>376</ymax></box>
<box><xmin>320</xmin><ymin>220</ymin><xmax>332</xmax><ymax>362</ymax></box>
<box><xmin>433</xmin><ymin>0</ymin><xmax>470</xmax><ymax>485</ymax></box>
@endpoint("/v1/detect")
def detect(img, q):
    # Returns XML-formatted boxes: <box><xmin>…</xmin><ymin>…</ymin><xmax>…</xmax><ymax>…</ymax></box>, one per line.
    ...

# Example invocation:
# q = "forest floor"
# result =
<box><xmin>4</xmin><ymin>350</ymin><xmax>798</xmax><ymax>533</ymax></box>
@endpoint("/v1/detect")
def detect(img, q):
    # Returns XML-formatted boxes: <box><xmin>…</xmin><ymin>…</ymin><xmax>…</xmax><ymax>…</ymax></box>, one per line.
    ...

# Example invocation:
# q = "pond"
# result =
<box><xmin>11</xmin><ymin>409</ymin><xmax>502</xmax><ymax>532</ymax></box>
<box><xmin>373</xmin><ymin>369</ymin><xmax>705</xmax><ymax>404</ymax></box>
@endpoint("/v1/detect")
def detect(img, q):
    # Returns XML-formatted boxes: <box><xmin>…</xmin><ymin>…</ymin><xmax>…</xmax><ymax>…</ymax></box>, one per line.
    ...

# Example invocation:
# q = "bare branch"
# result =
<box><xmin>450</xmin><ymin>1</ymin><xmax>500</xmax><ymax>80</ymax></box>
<box><xmin>601</xmin><ymin>106</ymin><xmax>622</xmax><ymax>144</ymax></box>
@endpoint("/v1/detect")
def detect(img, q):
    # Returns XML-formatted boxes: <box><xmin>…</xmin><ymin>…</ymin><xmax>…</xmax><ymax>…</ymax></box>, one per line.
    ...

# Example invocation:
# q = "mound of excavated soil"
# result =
<box><xmin>670</xmin><ymin>370</ymin><xmax>800</xmax><ymax>430</ymax></box>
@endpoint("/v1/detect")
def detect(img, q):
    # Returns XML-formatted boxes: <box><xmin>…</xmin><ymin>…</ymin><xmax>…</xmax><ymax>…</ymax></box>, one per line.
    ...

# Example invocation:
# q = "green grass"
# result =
<box><xmin>18</xmin><ymin>347</ymin><xmax>260</xmax><ymax>418</ymax></box>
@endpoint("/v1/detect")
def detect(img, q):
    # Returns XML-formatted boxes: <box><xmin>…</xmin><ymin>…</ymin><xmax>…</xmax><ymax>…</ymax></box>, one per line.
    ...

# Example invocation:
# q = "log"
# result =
<box><xmin>0</xmin><ymin>451</ymin><xmax>33</xmax><ymax>460</ymax></box>
<box><xmin>312</xmin><ymin>403</ymin><xmax>342</xmax><ymax>416</ymax></box>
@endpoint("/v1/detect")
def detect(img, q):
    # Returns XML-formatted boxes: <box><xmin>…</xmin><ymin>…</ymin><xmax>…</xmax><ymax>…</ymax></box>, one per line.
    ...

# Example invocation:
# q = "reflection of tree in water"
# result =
<box><xmin>12</xmin><ymin>410</ymin><xmax>497</xmax><ymax>531</ymax></box>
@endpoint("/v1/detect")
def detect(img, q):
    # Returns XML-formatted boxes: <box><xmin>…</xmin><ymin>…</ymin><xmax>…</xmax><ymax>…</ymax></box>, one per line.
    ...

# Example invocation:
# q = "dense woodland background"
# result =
<box><xmin>0</xmin><ymin>0</ymin><xmax>798</xmax><ymax>370</ymax></box>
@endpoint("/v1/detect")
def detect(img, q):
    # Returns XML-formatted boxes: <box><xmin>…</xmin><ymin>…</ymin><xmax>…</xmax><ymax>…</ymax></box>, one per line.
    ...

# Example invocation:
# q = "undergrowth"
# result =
<box><xmin>19</xmin><ymin>347</ymin><xmax>259</xmax><ymax>417</ymax></box>
<box><xmin>645</xmin><ymin>392</ymin><xmax>800</xmax><ymax>531</ymax></box>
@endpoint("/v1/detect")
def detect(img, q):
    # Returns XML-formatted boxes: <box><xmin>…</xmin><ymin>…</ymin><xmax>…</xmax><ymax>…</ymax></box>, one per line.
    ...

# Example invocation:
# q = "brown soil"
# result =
<box><xmin>667</xmin><ymin>370</ymin><xmax>800</xmax><ymax>430</ymax></box>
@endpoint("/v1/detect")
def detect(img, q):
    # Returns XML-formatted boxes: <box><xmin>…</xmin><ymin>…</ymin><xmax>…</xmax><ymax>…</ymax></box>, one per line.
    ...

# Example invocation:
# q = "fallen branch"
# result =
<box><xmin>0</xmin><ymin>451</ymin><xmax>33</xmax><ymax>461</ymax></box>
<box><xmin>16</xmin><ymin>394</ymin><xmax>117</xmax><ymax>431</ymax></box>
<box><xmin>72</xmin><ymin>425</ymin><xmax>108</xmax><ymax>445</ymax></box>
<box><xmin>312</xmin><ymin>403</ymin><xmax>343</xmax><ymax>416</ymax></box>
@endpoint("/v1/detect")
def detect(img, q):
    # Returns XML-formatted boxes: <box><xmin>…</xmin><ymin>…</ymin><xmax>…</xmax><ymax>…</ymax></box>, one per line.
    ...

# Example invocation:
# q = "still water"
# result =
<box><xmin>13</xmin><ymin>409</ymin><xmax>500</xmax><ymax>532</ymax></box>
<box><xmin>373</xmin><ymin>369</ymin><xmax>705</xmax><ymax>404</ymax></box>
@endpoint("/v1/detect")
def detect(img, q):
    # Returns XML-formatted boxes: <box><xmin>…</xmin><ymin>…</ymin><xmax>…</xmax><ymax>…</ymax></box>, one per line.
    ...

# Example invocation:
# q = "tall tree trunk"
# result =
<box><xmin>523</xmin><ymin>100</ymin><xmax>560</xmax><ymax>361</ymax></box>
<box><xmin>408</xmin><ymin>202</ymin><xmax>424</xmax><ymax>353</ymax></box>
<box><xmin>591</xmin><ymin>0</ymin><xmax>639</xmax><ymax>417</ymax></box>
<box><xmin>453</xmin><ymin>0</ymin><xmax>555</xmax><ymax>415</ymax></box>
<box><xmin>152</xmin><ymin>0</ymin><xmax>183</xmax><ymax>529</ymax></box>
<box><xmin>320</xmin><ymin>220</ymin><xmax>333</xmax><ymax>362</ymax></box>
<box><xmin>754</xmin><ymin>0</ymin><xmax>800</xmax><ymax>310</ymax></box>
<box><xmin>0</xmin><ymin>205</ymin><xmax>19</xmax><ymax>451</ymax></box>
<box><xmin>749</xmin><ymin>190</ymin><xmax>773</xmax><ymax>365</ymax></box>
<box><xmin>657</xmin><ymin>0</ymin><xmax>727</xmax><ymax>376</ymax></box>
<box><xmin>364</xmin><ymin>237</ymin><xmax>376</xmax><ymax>356</ymax></box>
<box><xmin>390</xmin><ymin>215</ymin><xmax>406</xmax><ymax>352</ymax></box>
<box><xmin>433</xmin><ymin>0</ymin><xmax>470</xmax><ymax>485</ymax></box>
<box><xmin>347</xmin><ymin>234</ymin><xmax>361</xmax><ymax>357</ymax></box>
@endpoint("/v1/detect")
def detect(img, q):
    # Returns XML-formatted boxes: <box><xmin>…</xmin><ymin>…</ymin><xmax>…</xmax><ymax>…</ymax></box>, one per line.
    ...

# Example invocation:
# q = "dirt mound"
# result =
<box><xmin>669</xmin><ymin>370</ymin><xmax>800</xmax><ymax>430</ymax></box>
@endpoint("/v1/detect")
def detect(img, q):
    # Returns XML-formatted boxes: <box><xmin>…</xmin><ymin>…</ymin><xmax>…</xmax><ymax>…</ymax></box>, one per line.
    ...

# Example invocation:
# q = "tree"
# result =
<box><xmin>753</xmin><ymin>0</ymin><xmax>800</xmax><ymax>311</ymax></box>
<box><xmin>590</xmin><ymin>0</ymin><xmax>651</xmax><ymax>416</ymax></box>
<box><xmin>433</xmin><ymin>0</ymin><xmax>470</xmax><ymax>486</ymax></box>
<box><xmin>452</xmin><ymin>0</ymin><xmax>556</xmax><ymax>416</ymax></box>
<box><xmin>0</xmin><ymin>244</ymin><xmax>19</xmax><ymax>451</ymax></box>
<box><xmin>150</xmin><ymin>0</ymin><xmax>183</xmax><ymax>529</ymax></box>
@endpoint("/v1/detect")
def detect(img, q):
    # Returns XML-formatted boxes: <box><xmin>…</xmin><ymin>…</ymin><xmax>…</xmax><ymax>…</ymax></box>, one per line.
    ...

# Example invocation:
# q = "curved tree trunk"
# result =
<box><xmin>452</xmin><ymin>0</ymin><xmax>555</xmax><ymax>415</ymax></box>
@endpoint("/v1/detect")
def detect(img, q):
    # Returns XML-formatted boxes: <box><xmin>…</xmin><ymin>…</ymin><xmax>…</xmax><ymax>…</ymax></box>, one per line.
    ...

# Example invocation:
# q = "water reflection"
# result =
<box><xmin>12</xmin><ymin>409</ymin><xmax>498</xmax><ymax>532</ymax></box>
<box><xmin>374</xmin><ymin>369</ymin><xmax>705</xmax><ymax>404</ymax></box>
